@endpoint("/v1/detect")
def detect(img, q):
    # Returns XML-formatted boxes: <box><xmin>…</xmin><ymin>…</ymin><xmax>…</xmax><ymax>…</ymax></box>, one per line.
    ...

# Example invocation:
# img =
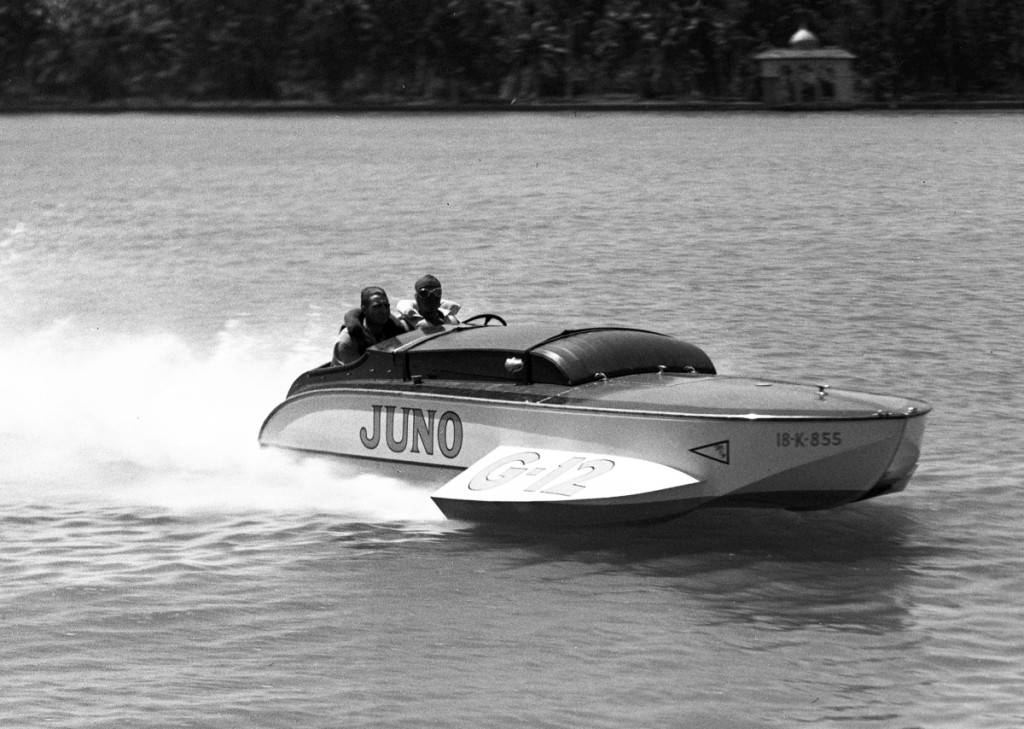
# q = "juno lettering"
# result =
<box><xmin>360</xmin><ymin>405</ymin><xmax>462</xmax><ymax>459</ymax></box>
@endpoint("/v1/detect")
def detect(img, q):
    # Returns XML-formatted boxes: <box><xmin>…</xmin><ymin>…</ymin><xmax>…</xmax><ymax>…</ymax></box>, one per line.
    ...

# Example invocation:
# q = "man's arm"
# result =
<box><xmin>332</xmin><ymin>328</ymin><xmax>363</xmax><ymax>366</ymax></box>
<box><xmin>341</xmin><ymin>308</ymin><xmax>367</xmax><ymax>347</ymax></box>
<box><xmin>394</xmin><ymin>299</ymin><xmax>421</xmax><ymax>330</ymax></box>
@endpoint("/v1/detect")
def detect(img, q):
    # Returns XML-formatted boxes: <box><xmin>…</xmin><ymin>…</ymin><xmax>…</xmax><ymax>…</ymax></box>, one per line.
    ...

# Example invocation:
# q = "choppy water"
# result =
<box><xmin>2</xmin><ymin>111</ymin><xmax>1023</xmax><ymax>728</ymax></box>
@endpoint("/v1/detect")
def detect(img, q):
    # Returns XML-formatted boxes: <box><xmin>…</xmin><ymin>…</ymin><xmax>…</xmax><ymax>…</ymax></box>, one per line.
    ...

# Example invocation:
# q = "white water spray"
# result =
<box><xmin>0</xmin><ymin>320</ymin><xmax>442</xmax><ymax>522</ymax></box>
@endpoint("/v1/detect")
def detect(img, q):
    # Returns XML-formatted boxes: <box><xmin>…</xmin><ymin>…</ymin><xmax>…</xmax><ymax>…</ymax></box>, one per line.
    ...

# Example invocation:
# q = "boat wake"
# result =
<box><xmin>0</xmin><ymin>321</ymin><xmax>443</xmax><ymax>523</ymax></box>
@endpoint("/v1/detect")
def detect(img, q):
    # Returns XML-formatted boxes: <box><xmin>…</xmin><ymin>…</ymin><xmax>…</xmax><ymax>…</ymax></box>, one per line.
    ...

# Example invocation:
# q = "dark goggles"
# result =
<box><xmin>417</xmin><ymin>286</ymin><xmax>442</xmax><ymax>298</ymax></box>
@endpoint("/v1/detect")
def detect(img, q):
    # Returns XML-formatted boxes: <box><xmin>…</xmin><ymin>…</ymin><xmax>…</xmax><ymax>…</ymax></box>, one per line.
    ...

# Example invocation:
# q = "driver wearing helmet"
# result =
<box><xmin>396</xmin><ymin>274</ymin><xmax>460</xmax><ymax>329</ymax></box>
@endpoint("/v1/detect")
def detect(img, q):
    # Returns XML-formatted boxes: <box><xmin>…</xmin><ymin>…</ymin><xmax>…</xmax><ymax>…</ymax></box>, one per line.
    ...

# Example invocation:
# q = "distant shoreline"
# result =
<box><xmin>2</xmin><ymin>96</ymin><xmax>1022</xmax><ymax>114</ymax></box>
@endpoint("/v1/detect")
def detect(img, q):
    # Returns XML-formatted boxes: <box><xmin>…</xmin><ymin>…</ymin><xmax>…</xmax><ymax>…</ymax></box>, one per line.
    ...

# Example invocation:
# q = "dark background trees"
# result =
<box><xmin>2</xmin><ymin>0</ymin><xmax>1021</xmax><ymax>105</ymax></box>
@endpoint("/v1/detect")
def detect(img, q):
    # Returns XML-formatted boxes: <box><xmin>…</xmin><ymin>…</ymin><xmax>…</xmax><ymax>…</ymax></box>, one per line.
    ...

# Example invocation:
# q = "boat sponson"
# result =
<box><xmin>704</xmin><ymin>438</ymin><xmax>902</xmax><ymax>511</ymax></box>
<box><xmin>431</xmin><ymin>494</ymin><xmax>709</xmax><ymax>526</ymax></box>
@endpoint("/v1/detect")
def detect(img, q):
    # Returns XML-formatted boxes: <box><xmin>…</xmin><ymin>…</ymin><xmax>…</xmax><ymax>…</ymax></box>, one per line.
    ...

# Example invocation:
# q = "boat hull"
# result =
<box><xmin>258</xmin><ymin>384</ymin><xmax>926</xmax><ymax>518</ymax></box>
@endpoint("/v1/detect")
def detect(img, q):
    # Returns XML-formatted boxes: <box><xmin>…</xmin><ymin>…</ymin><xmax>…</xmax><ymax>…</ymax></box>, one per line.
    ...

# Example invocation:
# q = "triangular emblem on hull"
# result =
<box><xmin>691</xmin><ymin>440</ymin><xmax>730</xmax><ymax>464</ymax></box>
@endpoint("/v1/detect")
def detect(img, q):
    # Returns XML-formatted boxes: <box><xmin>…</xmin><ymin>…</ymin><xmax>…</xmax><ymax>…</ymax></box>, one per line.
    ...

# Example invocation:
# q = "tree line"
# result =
<box><xmin>2</xmin><ymin>0</ymin><xmax>1022</xmax><ymax>106</ymax></box>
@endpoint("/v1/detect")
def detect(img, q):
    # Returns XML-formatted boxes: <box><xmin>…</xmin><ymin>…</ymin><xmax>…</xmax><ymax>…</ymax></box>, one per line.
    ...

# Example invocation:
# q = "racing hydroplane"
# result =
<box><xmin>259</xmin><ymin>320</ymin><xmax>929</xmax><ymax>525</ymax></box>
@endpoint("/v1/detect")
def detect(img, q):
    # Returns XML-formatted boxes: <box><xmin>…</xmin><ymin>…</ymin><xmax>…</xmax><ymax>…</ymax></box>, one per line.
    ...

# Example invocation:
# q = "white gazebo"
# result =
<box><xmin>753</xmin><ymin>27</ymin><xmax>858</xmax><ymax>106</ymax></box>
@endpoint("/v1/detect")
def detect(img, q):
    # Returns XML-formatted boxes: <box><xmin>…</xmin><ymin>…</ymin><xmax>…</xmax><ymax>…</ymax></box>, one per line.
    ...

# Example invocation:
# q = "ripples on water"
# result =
<box><xmin>2</xmin><ymin>112</ymin><xmax>1023</xmax><ymax>727</ymax></box>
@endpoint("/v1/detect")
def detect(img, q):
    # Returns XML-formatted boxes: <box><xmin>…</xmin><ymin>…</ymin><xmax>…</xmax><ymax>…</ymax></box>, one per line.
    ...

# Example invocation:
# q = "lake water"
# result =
<box><xmin>2</xmin><ymin>110</ymin><xmax>1023</xmax><ymax>728</ymax></box>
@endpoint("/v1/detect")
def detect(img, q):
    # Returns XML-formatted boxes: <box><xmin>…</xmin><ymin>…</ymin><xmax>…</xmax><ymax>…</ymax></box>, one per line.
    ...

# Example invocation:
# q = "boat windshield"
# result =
<box><xmin>375</xmin><ymin>324</ymin><xmax>462</xmax><ymax>353</ymax></box>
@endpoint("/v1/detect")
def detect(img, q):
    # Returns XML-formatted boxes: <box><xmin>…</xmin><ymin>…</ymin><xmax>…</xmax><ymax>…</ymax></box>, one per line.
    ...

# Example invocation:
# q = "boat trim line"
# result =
<box><xmin>275</xmin><ymin>385</ymin><xmax>930</xmax><ymax>422</ymax></box>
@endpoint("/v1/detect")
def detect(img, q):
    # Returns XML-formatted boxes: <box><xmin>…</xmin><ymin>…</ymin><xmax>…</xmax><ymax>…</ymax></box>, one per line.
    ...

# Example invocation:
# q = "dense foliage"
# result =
<box><xmin>2</xmin><ymin>0</ymin><xmax>1022</xmax><ymax>104</ymax></box>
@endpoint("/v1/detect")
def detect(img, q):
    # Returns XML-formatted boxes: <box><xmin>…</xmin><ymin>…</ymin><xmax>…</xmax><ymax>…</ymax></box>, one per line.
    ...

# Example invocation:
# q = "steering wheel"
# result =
<box><xmin>463</xmin><ymin>313</ymin><xmax>507</xmax><ymax>326</ymax></box>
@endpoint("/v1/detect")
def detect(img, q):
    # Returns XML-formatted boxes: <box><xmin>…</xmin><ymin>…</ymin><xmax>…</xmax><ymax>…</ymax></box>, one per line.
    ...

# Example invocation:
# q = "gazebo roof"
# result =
<box><xmin>790</xmin><ymin>26</ymin><xmax>820</xmax><ymax>49</ymax></box>
<box><xmin>753</xmin><ymin>25</ymin><xmax>855</xmax><ymax>62</ymax></box>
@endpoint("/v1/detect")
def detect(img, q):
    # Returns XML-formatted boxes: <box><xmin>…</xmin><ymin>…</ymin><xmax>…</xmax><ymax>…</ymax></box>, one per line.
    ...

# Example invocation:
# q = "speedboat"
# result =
<box><xmin>259</xmin><ymin>320</ymin><xmax>930</xmax><ymax>525</ymax></box>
